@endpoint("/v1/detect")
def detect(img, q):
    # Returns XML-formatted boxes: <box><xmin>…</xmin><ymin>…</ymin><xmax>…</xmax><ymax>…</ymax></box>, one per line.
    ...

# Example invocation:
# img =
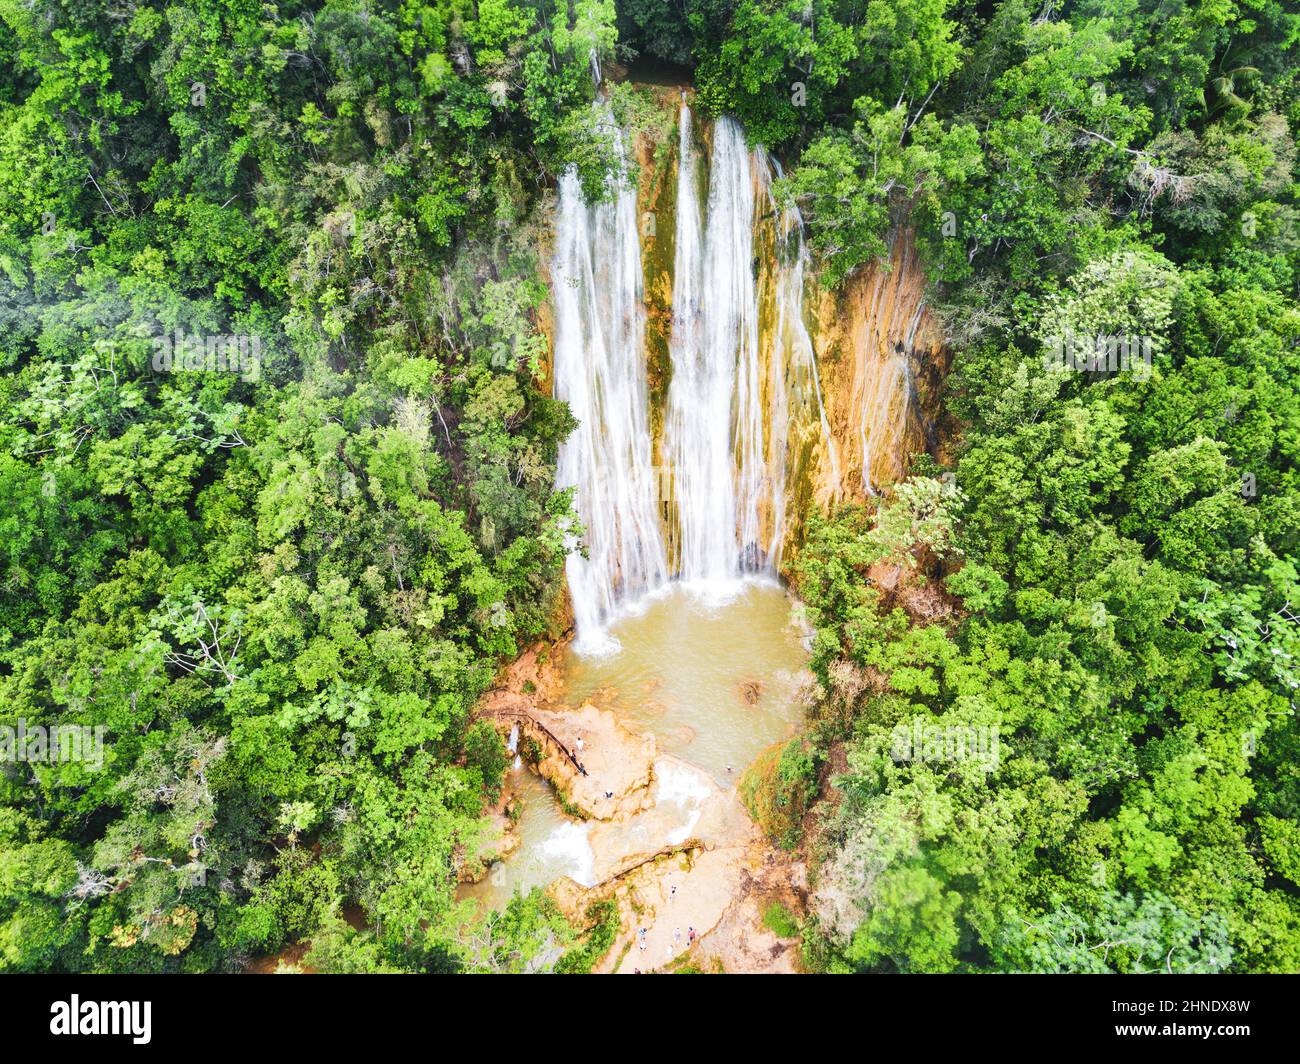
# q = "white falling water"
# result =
<box><xmin>539</xmin><ymin>820</ymin><xmax>596</xmax><ymax>887</ymax></box>
<box><xmin>861</xmin><ymin>353</ymin><xmax>913</xmax><ymax>496</ymax></box>
<box><xmin>758</xmin><ymin>151</ymin><xmax>841</xmax><ymax>564</ymax></box>
<box><xmin>552</xmin><ymin>128</ymin><xmax>669</xmax><ymax>654</ymax></box>
<box><xmin>554</xmin><ymin>105</ymin><xmax>843</xmax><ymax>650</ymax></box>
<box><xmin>664</xmin><ymin>112</ymin><xmax>765</xmax><ymax>587</ymax></box>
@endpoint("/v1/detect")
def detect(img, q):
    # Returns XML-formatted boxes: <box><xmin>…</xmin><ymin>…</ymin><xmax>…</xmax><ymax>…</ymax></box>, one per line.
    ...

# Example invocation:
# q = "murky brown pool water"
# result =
<box><xmin>462</xmin><ymin>581</ymin><xmax>810</xmax><ymax>912</ymax></box>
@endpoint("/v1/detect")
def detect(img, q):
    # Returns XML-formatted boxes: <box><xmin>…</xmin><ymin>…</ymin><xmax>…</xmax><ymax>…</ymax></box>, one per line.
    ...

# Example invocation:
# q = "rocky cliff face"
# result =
<box><xmin>538</xmin><ymin>85</ymin><xmax>947</xmax><ymax>568</ymax></box>
<box><xmin>809</xmin><ymin>228</ymin><xmax>946</xmax><ymax>505</ymax></box>
<box><xmin>632</xmin><ymin>91</ymin><xmax>684</xmax><ymax>451</ymax></box>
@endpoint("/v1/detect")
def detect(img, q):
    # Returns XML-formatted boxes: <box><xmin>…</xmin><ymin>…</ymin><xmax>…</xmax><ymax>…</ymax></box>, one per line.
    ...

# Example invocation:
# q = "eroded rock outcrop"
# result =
<box><xmin>810</xmin><ymin>229</ymin><xmax>946</xmax><ymax>505</ymax></box>
<box><xmin>636</xmin><ymin>92</ymin><xmax>947</xmax><ymax>558</ymax></box>
<box><xmin>550</xmin><ymin>813</ymin><xmax>806</xmax><ymax>975</ymax></box>
<box><xmin>482</xmin><ymin>698</ymin><xmax>657</xmax><ymax>821</ymax></box>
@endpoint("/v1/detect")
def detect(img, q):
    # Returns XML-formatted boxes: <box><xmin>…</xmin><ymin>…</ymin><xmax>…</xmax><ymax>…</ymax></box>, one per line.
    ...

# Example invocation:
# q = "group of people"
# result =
<box><xmin>573</xmin><ymin>731</ymin><xmax>617</xmax><ymax>803</ymax></box>
<box><xmin>635</xmin><ymin>923</ymin><xmax>696</xmax><ymax>959</ymax></box>
<box><xmin>632</xmin><ymin>879</ymin><xmax>697</xmax><ymax>971</ymax></box>
<box><xmin>570</xmin><ymin>732</ymin><xmax>702</xmax><ymax>972</ymax></box>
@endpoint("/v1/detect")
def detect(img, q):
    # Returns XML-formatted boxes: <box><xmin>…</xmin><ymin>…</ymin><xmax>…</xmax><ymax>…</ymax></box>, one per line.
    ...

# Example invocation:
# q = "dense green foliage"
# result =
<box><xmin>0</xmin><ymin>0</ymin><xmax>623</xmax><ymax>973</ymax></box>
<box><xmin>765</xmin><ymin>3</ymin><xmax>1300</xmax><ymax>973</ymax></box>
<box><xmin>740</xmin><ymin>737</ymin><xmax>821</xmax><ymax>849</ymax></box>
<box><xmin>2</xmin><ymin>0</ymin><xmax>1298</xmax><ymax>976</ymax></box>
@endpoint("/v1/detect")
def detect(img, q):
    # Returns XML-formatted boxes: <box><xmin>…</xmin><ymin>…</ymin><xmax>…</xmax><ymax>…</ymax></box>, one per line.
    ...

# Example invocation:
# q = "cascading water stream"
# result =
<box><xmin>757</xmin><ymin>151</ymin><xmax>841</xmax><ymax>568</ymax></box>
<box><xmin>552</xmin><ymin>123</ymin><xmax>669</xmax><ymax>653</ymax></box>
<box><xmin>553</xmin><ymin>103</ymin><xmax>856</xmax><ymax>651</ymax></box>
<box><xmin>860</xmin><ymin>352</ymin><xmax>913</xmax><ymax>496</ymax></box>
<box><xmin>849</xmin><ymin>230</ymin><xmax>925</xmax><ymax>495</ymax></box>
<box><xmin>664</xmin><ymin>112</ymin><xmax>765</xmax><ymax>586</ymax></box>
<box><xmin>661</xmin><ymin>104</ymin><xmax>704</xmax><ymax>581</ymax></box>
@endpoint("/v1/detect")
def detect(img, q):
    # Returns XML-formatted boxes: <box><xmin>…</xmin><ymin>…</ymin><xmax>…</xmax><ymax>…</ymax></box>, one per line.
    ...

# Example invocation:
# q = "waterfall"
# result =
<box><xmin>552</xmin><ymin>123</ymin><xmax>669</xmax><ymax>653</ymax></box>
<box><xmin>847</xmin><ymin>230</ymin><xmax>927</xmax><ymax>494</ymax></box>
<box><xmin>508</xmin><ymin>723</ymin><xmax>522</xmax><ymax>772</ymax></box>
<box><xmin>664</xmin><ymin>113</ymin><xmax>765</xmax><ymax>586</ymax></box>
<box><xmin>860</xmin><ymin>352</ymin><xmax>913</xmax><ymax>496</ymax></box>
<box><xmin>757</xmin><ymin>151</ymin><xmax>841</xmax><ymax>567</ymax></box>
<box><xmin>552</xmin><ymin>103</ymin><xmax>848</xmax><ymax>651</ymax></box>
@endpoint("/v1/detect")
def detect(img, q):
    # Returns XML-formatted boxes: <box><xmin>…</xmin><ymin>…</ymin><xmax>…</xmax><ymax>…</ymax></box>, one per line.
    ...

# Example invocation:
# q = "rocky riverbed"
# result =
<box><xmin>463</xmin><ymin>581</ymin><xmax>815</xmax><ymax>973</ymax></box>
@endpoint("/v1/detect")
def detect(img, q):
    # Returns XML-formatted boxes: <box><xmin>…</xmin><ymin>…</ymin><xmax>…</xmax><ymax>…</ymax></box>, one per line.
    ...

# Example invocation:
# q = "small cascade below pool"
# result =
<box><xmin>461</xmin><ymin>582</ymin><xmax>813</xmax><ymax>915</ymax></box>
